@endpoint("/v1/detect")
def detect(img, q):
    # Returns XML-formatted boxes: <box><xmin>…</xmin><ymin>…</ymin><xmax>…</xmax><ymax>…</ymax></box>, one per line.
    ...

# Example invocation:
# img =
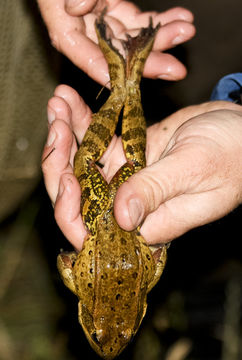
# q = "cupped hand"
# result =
<box><xmin>37</xmin><ymin>0</ymin><xmax>195</xmax><ymax>85</ymax></box>
<box><xmin>42</xmin><ymin>85</ymin><xmax>242</xmax><ymax>250</ymax></box>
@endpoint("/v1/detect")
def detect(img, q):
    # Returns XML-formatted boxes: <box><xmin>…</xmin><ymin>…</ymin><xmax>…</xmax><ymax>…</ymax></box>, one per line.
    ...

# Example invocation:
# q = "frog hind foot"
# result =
<box><xmin>123</xmin><ymin>18</ymin><xmax>160</xmax><ymax>82</ymax></box>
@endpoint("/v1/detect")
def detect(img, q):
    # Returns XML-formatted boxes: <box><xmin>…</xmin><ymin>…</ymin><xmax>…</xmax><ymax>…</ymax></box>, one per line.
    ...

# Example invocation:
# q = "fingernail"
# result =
<box><xmin>47</xmin><ymin>107</ymin><xmax>56</xmax><ymax>124</ymax></box>
<box><xmin>128</xmin><ymin>198</ymin><xmax>144</xmax><ymax>227</ymax></box>
<box><xmin>46</xmin><ymin>126</ymin><xmax>56</xmax><ymax>146</ymax></box>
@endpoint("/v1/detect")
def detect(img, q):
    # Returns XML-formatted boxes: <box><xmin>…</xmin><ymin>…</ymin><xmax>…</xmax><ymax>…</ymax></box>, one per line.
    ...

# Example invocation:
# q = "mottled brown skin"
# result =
<box><xmin>57</xmin><ymin>16</ymin><xmax>168</xmax><ymax>359</ymax></box>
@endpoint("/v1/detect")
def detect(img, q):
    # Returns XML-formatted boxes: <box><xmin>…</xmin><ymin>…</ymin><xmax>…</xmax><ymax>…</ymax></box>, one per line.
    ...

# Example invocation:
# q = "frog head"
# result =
<box><xmin>78</xmin><ymin>298</ymin><xmax>147</xmax><ymax>359</ymax></box>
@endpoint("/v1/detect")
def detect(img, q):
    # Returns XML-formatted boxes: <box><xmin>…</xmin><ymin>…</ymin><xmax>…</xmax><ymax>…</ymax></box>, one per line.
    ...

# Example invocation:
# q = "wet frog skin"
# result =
<box><xmin>57</xmin><ymin>16</ymin><xmax>168</xmax><ymax>359</ymax></box>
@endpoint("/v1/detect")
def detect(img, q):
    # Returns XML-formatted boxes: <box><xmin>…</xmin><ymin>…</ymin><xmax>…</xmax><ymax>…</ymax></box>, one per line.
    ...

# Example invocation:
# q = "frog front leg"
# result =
<box><xmin>147</xmin><ymin>245</ymin><xmax>168</xmax><ymax>293</ymax></box>
<box><xmin>57</xmin><ymin>251</ymin><xmax>78</xmax><ymax>295</ymax></box>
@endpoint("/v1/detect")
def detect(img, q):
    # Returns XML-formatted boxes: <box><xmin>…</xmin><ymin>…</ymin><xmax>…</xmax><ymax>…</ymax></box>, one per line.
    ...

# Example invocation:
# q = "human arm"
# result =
<box><xmin>37</xmin><ymin>0</ymin><xmax>195</xmax><ymax>85</ymax></box>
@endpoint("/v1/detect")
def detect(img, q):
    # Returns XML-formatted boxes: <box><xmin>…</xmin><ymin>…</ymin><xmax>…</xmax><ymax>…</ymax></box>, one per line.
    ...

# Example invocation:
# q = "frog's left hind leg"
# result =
<box><xmin>121</xmin><ymin>20</ymin><xmax>160</xmax><ymax>172</ymax></box>
<box><xmin>74</xmin><ymin>15</ymin><xmax>126</xmax><ymax>171</ymax></box>
<box><xmin>74</xmin><ymin>16</ymin><xmax>127</xmax><ymax>232</ymax></box>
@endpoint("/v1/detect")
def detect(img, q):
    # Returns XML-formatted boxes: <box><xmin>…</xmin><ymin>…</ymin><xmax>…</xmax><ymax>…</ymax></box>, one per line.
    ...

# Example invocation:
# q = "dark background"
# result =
<box><xmin>0</xmin><ymin>1</ymin><xmax>241</xmax><ymax>359</ymax></box>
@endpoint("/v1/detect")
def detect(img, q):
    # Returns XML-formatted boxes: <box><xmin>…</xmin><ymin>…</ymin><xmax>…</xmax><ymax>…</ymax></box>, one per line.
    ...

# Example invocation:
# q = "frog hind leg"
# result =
<box><xmin>74</xmin><ymin>15</ymin><xmax>126</xmax><ymax>171</ymax></box>
<box><xmin>122</xmin><ymin>19</ymin><xmax>160</xmax><ymax>172</ymax></box>
<box><xmin>109</xmin><ymin>21</ymin><xmax>160</xmax><ymax>192</ymax></box>
<box><xmin>74</xmin><ymin>16</ymin><xmax>127</xmax><ymax>230</ymax></box>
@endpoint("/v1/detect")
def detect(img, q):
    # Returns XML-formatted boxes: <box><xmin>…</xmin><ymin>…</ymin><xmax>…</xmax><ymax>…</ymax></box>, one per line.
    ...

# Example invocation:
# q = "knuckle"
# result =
<box><xmin>138</xmin><ymin>171</ymin><xmax>164</xmax><ymax>212</ymax></box>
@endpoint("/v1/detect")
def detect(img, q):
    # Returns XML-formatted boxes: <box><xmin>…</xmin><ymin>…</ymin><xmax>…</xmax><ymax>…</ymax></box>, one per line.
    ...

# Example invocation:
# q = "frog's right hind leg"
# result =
<box><xmin>109</xmin><ymin>20</ymin><xmax>160</xmax><ymax>195</ymax></box>
<box><xmin>122</xmin><ymin>20</ymin><xmax>160</xmax><ymax>173</ymax></box>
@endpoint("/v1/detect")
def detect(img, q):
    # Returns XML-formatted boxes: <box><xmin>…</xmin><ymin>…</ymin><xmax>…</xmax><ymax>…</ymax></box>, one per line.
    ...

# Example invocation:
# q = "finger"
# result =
<box><xmin>137</xmin><ymin>7</ymin><xmax>194</xmax><ymax>27</ymax></box>
<box><xmin>55</xmin><ymin>173</ymin><xmax>87</xmax><ymax>250</ymax></box>
<box><xmin>143</xmin><ymin>51</ymin><xmax>187</xmax><ymax>80</ymax></box>
<box><xmin>152</xmin><ymin>21</ymin><xmax>196</xmax><ymax>51</ymax></box>
<box><xmin>47</xmin><ymin>93</ymin><xmax>72</xmax><ymax>126</ymax></box>
<box><xmin>57</xmin><ymin>31</ymin><xmax>110</xmax><ymax>85</ymax></box>
<box><xmin>38</xmin><ymin>0</ymin><xmax>110</xmax><ymax>85</ymax></box>
<box><xmin>37</xmin><ymin>0</ymin><xmax>86</xmax><ymax>42</ymax></box>
<box><xmin>54</xmin><ymin>84</ymin><xmax>93</xmax><ymax>143</ymax></box>
<box><xmin>108</xmin><ymin>4</ymin><xmax>194</xmax><ymax>29</ymax></box>
<box><xmin>42</xmin><ymin>119</ymin><xmax>77</xmax><ymax>204</ymax></box>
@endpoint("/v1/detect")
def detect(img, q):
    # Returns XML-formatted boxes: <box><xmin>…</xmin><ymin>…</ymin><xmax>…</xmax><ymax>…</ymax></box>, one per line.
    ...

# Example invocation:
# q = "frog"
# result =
<box><xmin>57</xmin><ymin>15</ymin><xmax>168</xmax><ymax>360</ymax></box>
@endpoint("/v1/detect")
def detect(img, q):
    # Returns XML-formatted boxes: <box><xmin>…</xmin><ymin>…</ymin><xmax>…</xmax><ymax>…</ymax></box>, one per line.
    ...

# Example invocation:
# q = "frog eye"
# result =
<box><xmin>95</xmin><ymin>328</ymin><xmax>109</xmax><ymax>345</ymax></box>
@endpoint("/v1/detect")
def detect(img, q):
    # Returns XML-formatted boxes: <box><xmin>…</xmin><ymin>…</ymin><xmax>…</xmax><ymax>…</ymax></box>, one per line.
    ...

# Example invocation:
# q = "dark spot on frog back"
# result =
<box><xmin>120</xmin><ymin>237</ymin><xmax>127</xmax><ymax>245</ymax></box>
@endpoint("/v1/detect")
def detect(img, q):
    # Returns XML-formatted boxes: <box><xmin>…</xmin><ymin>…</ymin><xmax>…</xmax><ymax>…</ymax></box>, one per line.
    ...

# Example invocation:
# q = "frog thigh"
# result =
<box><xmin>147</xmin><ymin>245</ymin><xmax>167</xmax><ymax>293</ymax></box>
<box><xmin>57</xmin><ymin>251</ymin><xmax>78</xmax><ymax>295</ymax></box>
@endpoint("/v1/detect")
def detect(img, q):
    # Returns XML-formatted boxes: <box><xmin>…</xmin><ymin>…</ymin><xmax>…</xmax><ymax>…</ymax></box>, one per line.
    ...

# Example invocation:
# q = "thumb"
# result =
<box><xmin>114</xmin><ymin>143</ymin><xmax>210</xmax><ymax>233</ymax></box>
<box><xmin>114</xmin><ymin>154</ymin><xmax>188</xmax><ymax>230</ymax></box>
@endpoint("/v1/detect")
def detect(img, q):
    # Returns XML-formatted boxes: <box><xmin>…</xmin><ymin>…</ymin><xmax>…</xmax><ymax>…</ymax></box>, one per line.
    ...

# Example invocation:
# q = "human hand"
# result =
<box><xmin>37</xmin><ymin>0</ymin><xmax>195</xmax><ymax>85</ymax></box>
<box><xmin>42</xmin><ymin>85</ymin><xmax>242</xmax><ymax>249</ymax></box>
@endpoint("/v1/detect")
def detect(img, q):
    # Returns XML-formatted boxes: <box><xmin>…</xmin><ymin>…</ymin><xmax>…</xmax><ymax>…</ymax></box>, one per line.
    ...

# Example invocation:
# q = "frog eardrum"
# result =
<box><xmin>57</xmin><ymin>15</ymin><xmax>168</xmax><ymax>359</ymax></box>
